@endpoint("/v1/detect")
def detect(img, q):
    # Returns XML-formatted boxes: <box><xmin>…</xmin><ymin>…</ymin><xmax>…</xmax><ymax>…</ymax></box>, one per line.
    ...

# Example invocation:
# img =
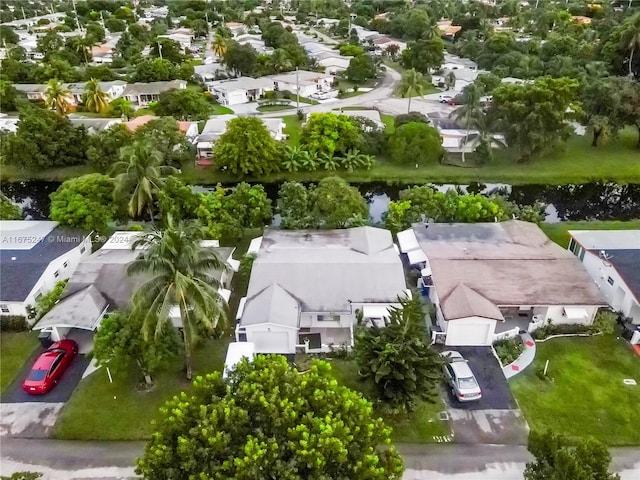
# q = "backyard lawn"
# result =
<box><xmin>509</xmin><ymin>335</ymin><xmax>640</xmax><ymax>445</ymax></box>
<box><xmin>329</xmin><ymin>359</ymin><xmax>450</xmax><ymax>443</ymax></box>
<box><xmin>53</xmin><ymin>336</ymin><xmax>232</xmax><ymax>440</ymax></box>
<box><xmin>540</xmin><ymin>220</ymin><xmax>640</xmax><ymax>248</ymax></box>
<box><xmin>0</xmin><ymin>332</ymin><xmax>39</xmax><ymax>394</ymax></box>
<box><xmin>211</xmin><ymin>104</ymin><xmax>234</xmax><ymax>115</ymax></box>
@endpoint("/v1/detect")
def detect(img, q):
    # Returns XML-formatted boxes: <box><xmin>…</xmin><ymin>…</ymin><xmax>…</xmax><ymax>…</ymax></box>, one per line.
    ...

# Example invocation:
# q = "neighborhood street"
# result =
<box><xmin>1</xmin><ymin>438</ymin><xmax>639</xmax><ymax>480</ymax></box>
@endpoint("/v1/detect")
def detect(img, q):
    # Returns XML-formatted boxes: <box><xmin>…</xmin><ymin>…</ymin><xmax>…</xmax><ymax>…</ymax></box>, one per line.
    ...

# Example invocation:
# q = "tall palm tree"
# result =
<box><xmin>625</xmin><ymin>14</ymin><xmax>640</xmax><ymax>78</ymax></box>
<box><xmin>399</xmin><ymin>69</ymin><xmax>425</xmax><ymax>114</ymax></box>
<box><xmin>270</xmin><ymin>48</ymin><xmax>293</xmax><ymax>73</ymax></box>
<box><xmin>44</xmin><ymin>79</ymin><xmax>72</xmax><ymax>115</ymax></box>
<box><xmin>111</xmin><ymin>141</ymin><xmax>177</xmax><ymax>222</ymax></box>
<box><xmin>84</xmin><ymin>78</ymin><xmax>109</xmax><ymax>113</ymax></box>
<box><xmin>128</xmin><ymin>217</ymin><xmax>229</xmax><ymax>380</ymax></box>
<box><xmin>212</xmin><ymin>33</ymin><xmax>228</xmax><ymax>58</ymax></box>
<box><xmin>452</xmin><ymin>84</ymin><xmax>482</xmax><ymax>163</ymax></box>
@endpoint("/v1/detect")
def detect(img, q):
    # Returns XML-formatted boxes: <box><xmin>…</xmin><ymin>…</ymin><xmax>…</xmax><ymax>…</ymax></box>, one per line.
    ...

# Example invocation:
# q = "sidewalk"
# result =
<box><xmin>502</xmin><ymin>332</ymin><xmax>536</xmax><ymax>379</ymax></box>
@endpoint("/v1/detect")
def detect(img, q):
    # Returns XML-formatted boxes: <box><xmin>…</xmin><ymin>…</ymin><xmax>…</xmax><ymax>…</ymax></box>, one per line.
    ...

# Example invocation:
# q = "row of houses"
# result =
<box><xmin>1</xmin><ymin>220</ymin><xmax>638</xmax><ymax>354</ymax></box>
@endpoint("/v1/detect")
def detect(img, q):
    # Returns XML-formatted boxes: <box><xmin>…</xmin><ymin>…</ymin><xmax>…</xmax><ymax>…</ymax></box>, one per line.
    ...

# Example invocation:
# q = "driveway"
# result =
<box><xmin>441</xmin><ymin>347</ymin><xmax>529</xmax><ymax>445</ymax></box>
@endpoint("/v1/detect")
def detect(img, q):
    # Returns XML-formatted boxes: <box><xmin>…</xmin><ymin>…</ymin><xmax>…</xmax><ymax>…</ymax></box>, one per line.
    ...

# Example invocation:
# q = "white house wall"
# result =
<box><xmin>580</xmin><ymin>250</ymin><xmax>639</xmax><ymax>323</ymax></box>
<box><xmin>545</xmin><ymin>305</ymin><xmax>599</xmax><ymax>326</ymax></box>
<box><xmin>444</xmin><ymin>316</ymin><xmax>497</xmax><ymax>346</ymax></box>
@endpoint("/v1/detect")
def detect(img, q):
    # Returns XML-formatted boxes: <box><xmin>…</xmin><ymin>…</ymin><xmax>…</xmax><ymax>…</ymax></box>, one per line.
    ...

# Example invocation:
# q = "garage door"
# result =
<box><xmin>445</xmin><ymin>322</ymin><xmax>492</xmax><ymax>346</ymax></box>
<box><xmin>250</xmin><ymin>331</ymin><xmax>291</xmax><ymax>354</ymax></box>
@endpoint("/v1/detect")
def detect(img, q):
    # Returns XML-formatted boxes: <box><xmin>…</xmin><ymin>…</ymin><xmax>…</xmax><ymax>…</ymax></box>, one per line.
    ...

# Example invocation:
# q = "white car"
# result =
<box><xmin>441</xmin><ymin>351</ymin><xmax>482</xmax><ymax>402</ymax></box>
<box><xmin>439</xmin><ymin>94</ymin><xmax>453</xmax><ymax>103</ymax></box>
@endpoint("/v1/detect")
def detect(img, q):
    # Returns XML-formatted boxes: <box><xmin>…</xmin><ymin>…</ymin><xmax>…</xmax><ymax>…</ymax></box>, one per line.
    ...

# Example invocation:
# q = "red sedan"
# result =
<box><xmin>22</xmin><ymin>339</ymin><xmax>79</xmax><ymax>395</ymax></box>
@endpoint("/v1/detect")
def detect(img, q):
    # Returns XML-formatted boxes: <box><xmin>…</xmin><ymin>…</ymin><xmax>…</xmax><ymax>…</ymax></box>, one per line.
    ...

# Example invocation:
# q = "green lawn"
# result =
<box><xmin>509</xmin><ymin>335</ymin><xmax>640</xmax><ymax>445</ymax></box>
<box><xmin>257</xmin><ymin>104</ymin><xmax>295</xmax><ymax>112</ymax></box>
<box><xmin>0</xmin><ymin>332</ymin><xmax>39</xmax><ymax>394</ymax></box>
<box><xmin>540</xmin><ymin>220</ymin><xmax>640</xmax><ymax>248</ymax></box>
<box><xmin>283</xmin><ymin>115</ymin><xmax>303</xmax><ymax>146</ymax></box>
<box><xmin>211</xmin><ymin>104</ymin><xmax>234</xmax><ymax>115</ymax></box>
<box><xmin>53</xmin><ymin>336</ymin><xmax>232</xmax><ymax>440</ymax></box>
<box><xmin>329</xmin><ymin>359</ymin><xmax>450</xmax><ymax>443</ymax></box>
<box><xmin>0</xmin><ymin>164</ymin><xmax>93</xmax><ymax>182</ymax></box>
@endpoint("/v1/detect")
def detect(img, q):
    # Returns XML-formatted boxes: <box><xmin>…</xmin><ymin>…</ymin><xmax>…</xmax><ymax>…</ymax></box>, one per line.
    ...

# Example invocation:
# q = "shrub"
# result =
<box><xmin>532</xmin><ymin>320</ymin><xmax>593</xmax><ymax>340</ymax></box>
<box><xmin>0</xmin><ymin>315</ymin><xmax>28</xmax><ymax>332</ymax></box>
<box><xmin>34</xmin><ymin>280</ymin><xmax>67</xmax><ymax>320</ymax></box>
<box><xmin>590</xmin><ymin>309</ymin><xmax>617</xmax><ymax>335</ymax></box>
<box><xmin>494</xmin><ymin>336</ymin><xmax>524</xmax><ymax>365</ymax></box>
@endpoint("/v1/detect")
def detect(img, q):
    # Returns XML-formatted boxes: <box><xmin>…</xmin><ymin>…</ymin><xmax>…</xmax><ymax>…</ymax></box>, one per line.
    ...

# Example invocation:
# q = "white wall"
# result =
<box><xmin>580</xmin><ymin>250</ymin><xmax>639</xmax><ymax>323</ymax></box>
<box><xmin>545</xmin><ymin>305</ymin><xmax>599</xmax><ymax>326</ymax></box>
<box><xmin>444</xmin><ymin>316</ymin><xmax>497</xmax><ymax>346</ymax></box>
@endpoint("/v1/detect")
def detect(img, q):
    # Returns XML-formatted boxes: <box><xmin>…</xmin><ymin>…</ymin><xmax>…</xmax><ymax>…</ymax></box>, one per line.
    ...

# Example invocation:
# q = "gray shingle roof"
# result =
<box><xmin>241</xmin><ymin>284</ymin><xmax>300</xmax><ymax>327</ymax></box>
<box><xmin>34</xmin><ymin>285</ymin><xmax>107</xmax><ymax>331</ymax></box>
<box><xmin>441</xmin><ymin>283</ymin><xmax>504</xmax><ymax>321</ymax></box>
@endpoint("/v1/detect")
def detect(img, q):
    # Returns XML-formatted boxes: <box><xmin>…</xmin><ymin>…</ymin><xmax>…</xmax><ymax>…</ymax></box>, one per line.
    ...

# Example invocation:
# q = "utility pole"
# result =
<box><xmin>21</xmin><ymin>6</ymin><xmax>26</xmax><ymax>20</ymax></box>
<box><xmin>296</xmin><ymin>66</ymin><xmax>300</xmax><ymax>112</ymax></box>
<box><xmin>71</xmin><ymin>0</ymin><xmax>82</xmax><ymax>32</ymax></box>
<box><xmin>158</xmin><ymin>41</ymin><xmax>163</xmax><ymax>59</ymax></box>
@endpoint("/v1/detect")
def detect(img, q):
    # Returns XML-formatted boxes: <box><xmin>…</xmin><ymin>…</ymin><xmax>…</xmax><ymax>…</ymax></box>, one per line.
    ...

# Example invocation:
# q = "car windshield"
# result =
<box><xmin>458</xmin><ymin>376</ymin><xmax>478</xmax><ymax>389</ymax></box>
<box><xmin>27</xmin><ymin>369</ymin><xmax>47</xmax><ymax>381</ymax></box>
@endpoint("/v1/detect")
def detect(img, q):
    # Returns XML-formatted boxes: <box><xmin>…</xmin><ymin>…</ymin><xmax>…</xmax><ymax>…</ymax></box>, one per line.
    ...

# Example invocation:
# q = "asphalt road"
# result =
<box><xmin>1</xmin><ymin>439</ymin><xmax>639</xmax><ymax>480</ymax></box>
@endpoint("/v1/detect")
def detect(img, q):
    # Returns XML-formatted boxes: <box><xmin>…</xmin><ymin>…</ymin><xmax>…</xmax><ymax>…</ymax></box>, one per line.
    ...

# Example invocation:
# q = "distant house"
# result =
<box><xmin>270</xmin><ymin>70</ymin><xmax>334</xmax><ymax>98</ymax></box>
<box><xmin>69</xmin><ymin>117</ymin><xmax>122</xmax><ymax>134</ymax></box>
<box><xmin>196</xmin><ymin>115</ymin><xmax>285</xmax><ymax>160</ymax></box>
<box><xmin>225</xmin><ymin>22</ymin><xmax>246</xmax><ymax>36</ymax></box>
<box><xmin>193</xmin><ymin>63</ymin><xmax>226</xmax><ymax>83</ymax></box>
<box><xmin>14</xmin><ymin>81</ymin><xmax>126</xmax><ymax>105</ymax></box>
<box><xmin>235</xmin><ymin>33</ymin><xmax>273</xmax><ymax>55</ymax></box>
<box><xmin>32</xmin><ymin>231</ymin><xmax>238</xmax><ymax>344</ymax></box>
<box><xmin>123</xmin><ymin>115</ymin><xmax>198</xmax><ymax>138</ymax></box>
<box><xmin>568</xmin><ymin>230</ymin><xmax>640</xmax><ymax>325</ymax></box>
<box><xmin>0</xmin><ymin>114</ymin><xmax>19</xmax><ymax>133</ymax></box>
<box><xmin>91</xmin><ymin>45</ymin><xmax>114</xmax><ymax>64</ymax></box>
<box><xmin>437</xmin><ymin>20</ymin><xmax>462</xmax><ymax>39</ymax></box>
<box><xmin>313</xmin><ymin>51</ymin><xmax>351</xmax><ymax>74</ymax></box>
<box><xmin>0</xmin><ymin>221</ymin><xmax>92</xmax><ymax>319</ymax></box>
<box><xmin>159</xmin><ymin>30</ymin><xmax>193</xmax><ymax>50</ymax></box>
<box><xmin>398</xmin><ymin>221</ymin><xmax>606</xmax><ymax>346</ymax></box>
<box><xmin>122</xmin><ymin>80</ymin><xmax>187</xmax><ymax>106</ymax></box>
<box><xmin>235</xmin><ymin>227</ymin><xmax>409</xmax><ymax>354</ymax></box>
<box><xmin>207</xmin><ymin>76</ymin><xmax>274</xmax><ymax>105</ymax></box>
<box><xmin>339</xmin><ymin>109</ymin><xmax>384</xmax><ymax>129</ymax></box>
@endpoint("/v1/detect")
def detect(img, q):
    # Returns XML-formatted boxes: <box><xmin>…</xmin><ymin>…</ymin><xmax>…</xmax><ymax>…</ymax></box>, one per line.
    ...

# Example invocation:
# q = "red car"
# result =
<box><xmin>22</xmin><ymin>339</ymin><xmax>78</xmax><ymax>395</ymax></box>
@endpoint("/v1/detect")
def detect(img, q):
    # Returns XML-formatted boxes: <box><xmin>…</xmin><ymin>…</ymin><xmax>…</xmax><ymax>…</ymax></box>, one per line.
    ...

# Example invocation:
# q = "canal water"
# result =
<box><xmin>2</xmin><ymin>180</ymin><xmax>640</xmax><ymax>224</ymax></box>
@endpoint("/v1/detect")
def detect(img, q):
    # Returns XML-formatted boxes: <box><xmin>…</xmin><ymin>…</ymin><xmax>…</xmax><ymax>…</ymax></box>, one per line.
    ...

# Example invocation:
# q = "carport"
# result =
<box><xmin>33</xmin><ymin>285</ymin><xmax>108</xmax><ymax>354</ymax></box>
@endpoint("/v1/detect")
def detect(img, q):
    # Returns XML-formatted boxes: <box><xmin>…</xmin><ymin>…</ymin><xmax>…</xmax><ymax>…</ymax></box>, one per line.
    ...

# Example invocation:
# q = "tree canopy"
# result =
<box><xmin>153</xmin><ymin>88</ymin><xmax>213</xmax><ymax>120</ymax></box>
<box><xmin>388</xmin><ymin>122</ymin><xmax>444</xmax><ymax>166</ymax></box>
<box><xmin>136</xmin><ymin>355</ymin><xmax>404</xmax><ymax>480</ymax></box>
<box><xmin>300</xmin><ymin>112</ymin><xmax>363</xmax><ymax>158</ymax></box>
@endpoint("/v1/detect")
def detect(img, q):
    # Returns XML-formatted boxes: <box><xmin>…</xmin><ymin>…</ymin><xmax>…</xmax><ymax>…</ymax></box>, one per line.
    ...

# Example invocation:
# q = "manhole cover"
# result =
<box><xmin>623</xmin><ymin>379</ymin><xmax>637</xmax><ymax>386</ymax></box>
<box><xmin>438</xmin><ymin>411</ymin><xmax>449</xmax><ymax>421</ymax></box>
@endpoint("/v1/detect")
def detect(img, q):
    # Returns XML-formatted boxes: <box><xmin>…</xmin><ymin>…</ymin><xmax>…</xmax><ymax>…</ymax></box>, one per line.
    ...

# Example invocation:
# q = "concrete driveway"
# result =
<box><xmin>442</xmin><ymin>347</ymin><xmax>529</xmax><ymax>445</ymax></box>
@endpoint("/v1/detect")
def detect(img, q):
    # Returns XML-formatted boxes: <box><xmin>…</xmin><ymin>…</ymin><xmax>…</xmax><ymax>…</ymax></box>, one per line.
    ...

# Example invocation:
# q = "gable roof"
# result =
<box><xmin>243</xmin><ymin>227</ymin><xmax>406</xmax><ymax>313</ymax></box>
<box><xmin>33</xmin><ymin>285</ymin><xmax>107</xmax><ymax>331</ymax></box>
<box><xmin>122</xmin><ymin>80</ymin><xmax>185</xmax><ymax>97</ymax></box>
<box><xmin>441</xmin><ymin>283</ymin><xmax>504</xmax><ymax>321</ymax></box>
<box><xmin>0</xmin><ymin>221</ymin><xmax>88</xmax><ymax>302</ymax></box>
<box><xmin>410</xmin><ymin>220</ymin><xmax>605</xmax><ymax>308</ymax></box>
<box><xmin>240</xmin><ymin>284</ymin><xmax>300</xmax><ymax>328</ymax></box>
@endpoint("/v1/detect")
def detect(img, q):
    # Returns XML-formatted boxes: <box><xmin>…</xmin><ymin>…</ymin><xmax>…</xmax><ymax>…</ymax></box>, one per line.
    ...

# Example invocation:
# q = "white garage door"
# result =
<box><xmin>250</xmin><ymin>331</ymin><xmax>291</xmax><ymax>354</ymax></box>
<box><xmin>445</xmin><ymin>322</ymin><xmax>492</xmax><ymax>346</ymax></box>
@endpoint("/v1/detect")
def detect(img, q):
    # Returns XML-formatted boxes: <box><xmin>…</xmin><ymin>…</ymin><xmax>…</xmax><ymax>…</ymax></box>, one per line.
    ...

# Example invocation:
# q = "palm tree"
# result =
<box><xmin>270</xmin><ymin>48</ymin><xmax>293</xmax><ymax>73</ymax></box>
<box><xmin>625</xmin><ymin>14</ymin><xmax>640</xmax><ymax>78</ymax></box>
<box><xmin>452</xmin><ymin>84</ymin><xmax>482</xmax><ymax>163</ymax></box>
<box><xmin>111</xmin><ymin>141</ymin><xmax>177</xmax><ymax>222</ymax></box>
<box><xmin>212</xmin><ymin>33</ymin><xmax>228</xmax><ymax>58</ymax></box>
<box><xmin>84</xmin><ymin>78</ymin><xmax>109</xmax><ymax>113</ymax></box>
<box><xmin>472</xmin><ymin>111</ymin><xmax>506</xmax><ymax>161</ymax></box>
<box><xmin>128</xmin><ymin>217</ymin><xmax>229</xmax><ymax>380</ymax></box>
<box><xmin>44</xmin><ymin>79</ymin><xmax>72</xmax><ymax>115</ymax></box>
<box><xmin>282</xmin><ymin>145</ymin><xmax>304</xmax><ymax>171</ymax></box>
<box><xmin>399</xmin><ymin>69</ymin><xmax>425</xmax><ymax>114</ymax></box>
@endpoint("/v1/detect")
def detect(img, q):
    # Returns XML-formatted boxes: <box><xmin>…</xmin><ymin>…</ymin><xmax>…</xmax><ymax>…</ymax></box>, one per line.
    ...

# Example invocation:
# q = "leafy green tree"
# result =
<box><xmin>153</xmin><ymin>88</ymin><xmax>212</xmax><ymax>120</ymax></box>
<box><xmin>94</xmin><ymin>310</ymin><xmax>180</xmax><ymax>386</ymax></box>
<box><xmin>44</xmin><ymin>79</ymin><xmax>72</xmax><ymax>116</ymax></box>
<box><xmin>109</xmin><ymin>98</ymin><xmax>135</xmax><ymax>120</ymax></box>
<box><xmin>345</xmin><ymin>54</ymin><xmax>377</xmax><ymax>83</ymax></box>
<box><xmin>340</xmin><ymin>43</ymin><xmax>364</xmax><ymax>56</ymax></box>
<box><xmin>524</xmin><ymin>430</ymin><xmax>620</xmax><ymax>480</ymax></box>
<box><xmin>618</xmin><ymin>77</ymin><xmax>640</xmax><ymax>148</ymax></box>
<box><xmin>401</xmin><ymin>37</ymin><xmax>444</xmax><ymax>74</ymax></box>
<box><xmin>86</xmin><ymin>123</ymin><xmax>134</xmax><ymax>172</ymax></box>
<box><xmin>131</xmin><ymin>58</ymin><xmax>179</xmax><ymax>82</ymax></box>
<box><xmin>312</xmin><ymin>176</ymin><xmax>368</xmax><ymax>229</ymax></box>
<box><xmin>50</xmin><ymin>174</ymin><xmax>122</xmax><ymax>233</ymax></box>
<box><xmin>213</xmin><ymin>116</ymin><xmax>282</xmax><ymax>177</ymax></box>
<box><xmin>276</xmin><ymin>181</ymin><xmax>316</xmax><ymax>229</ymax></box>
<box><xmin>85</xmin><ymin>23</ymin><xmax>106</xmax><ymax>44</ymax></box>
<box><xmin>394</xmin><ymin>112</ymin><xmax>430</xmax><ymax>128</ymax></box>
<box><xmin>0</xmin><ymin>80</ymin><xmax>19</xmax><ymax>111</ymax></box>
<box><xmin>150</xmin><ymin>38</ymin><xmax>185</xmax><ymax>65</ymax></box>
<box><xmin>128</xmin><ymin>217</ymin><xmax>229</xmax><ymax>380</ymax></box>
<box><xmin>83</xmin><ymin>78</ymin><xmax>109</xmax><ymax>113</ymax></box>
<box><xmin>388</xmin><ymin>122</ymin><xmax>443</xmax><ymax>166</ymax></box>
<box><xmin>622</xmin><ymin>14</ymin><xmax>640</xmax><ymax>79</ymax></box>
<box><xmin>580</xmin><ymin>78</ymin><xmax>624</xmax><ymax>147</ymax></box>
<box><xmin>491</xmin><ymin>76</ymin><xmax>580</xmax><ymax>162</ymax></box>
<box><xmin>222</xmin><ymin>41</ymin><xmax>258</xmax><ymax>76</ymax></box>
<box><xmin>135</xmin><ymin>355</ymin><xmax>404</xmax><ymax>480</ymax></box>
<box><xmin>134</xmin><ymin>117</ymin><xmax>192</xmax><ymax>167</ymax></box>
<box><xmin>0</xmin><ymin>472</ymin><xmax>42</xmax><ymax>480</ymax></box>
<box><xmin>0</xmin><ymin>26</ymin><xmax>19</xmax><ymax>45</ymax></box>
<box><xmin>104</xmin><ymin>17</ymin><xmax>127</xmax><ymax>32</ymax></box>
<box><xmin>399</xmin><ymin>69</ymin><xmax>426</xmax><ymax>114</ymax></box>
<box><xmin>157</xmin><ymin>177</ymin><xmax>200</xmax><ymax>223</ymax></box>
<box><xmin>0</xmin><ymin>195</ymin><xmax>21</xmax><ymax>220</ymax></box>
<box><xmin>301</xmin><ymin>112</ymin><xmax>363</xmax><ymax>158</ymax></box>
<box><xmin>1</xmin><ymin>105</ymin><xmax>88</xmax><ymax>169</ymax></box>
<box><xmin>36</xmin><ymin>31</ymin><xmax>64</xmax><ymax>60</ymax></box>
<box><xmin>355</xmin><ymin>294</ymin><xmax>443</xmax><ymax>411</ymax></box>
<box><xmin>112</xmin><ymin>141</ymin><xmax>178</xmax><ymax>221</ymax></box>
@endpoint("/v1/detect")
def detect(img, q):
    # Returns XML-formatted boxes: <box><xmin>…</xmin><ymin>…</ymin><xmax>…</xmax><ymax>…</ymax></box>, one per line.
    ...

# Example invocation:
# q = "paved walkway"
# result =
<box><xmin>502</xmin><ymin>332</ymin><xmax>536</xmax><ymax>379</ymax></box>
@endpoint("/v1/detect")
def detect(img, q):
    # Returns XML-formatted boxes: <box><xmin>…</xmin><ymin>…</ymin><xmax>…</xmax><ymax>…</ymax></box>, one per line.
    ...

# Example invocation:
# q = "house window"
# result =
<box><xmin>318</xmin><ymin>314</ymin><xmax>340</xmax><ymax>322</ymax></box>
<box><xmin>80</xmin><ymin>246</ymin><xmax>86</xmax><ymax>254</ymax></box>
<box><xmin>607</xmin><ymin>276</ymin><xmax>614</xmax><ymax>286</ymax></box>
<box><xmin>0</xmin><ymin>304</ymin><xmax>10</xmax><ymax>314</ymax></box>
<box><xmin>54</xmin><ymin>270</ymin><xmax>60</xmax><ymax>278</ymax></box>
<box><xmin>568</xmin><ymin>238</ymin><xmax>577</xmax><ymax>255</ymax></box>
<box><xmin>238</xmin><ymin>333</ymin><xmax>247</xmax><ymax>342</ymax></box>
<box><xmin>63</xmin><ymin>261</ymin><xmax>68</xmax><ymax>268</ymax></box>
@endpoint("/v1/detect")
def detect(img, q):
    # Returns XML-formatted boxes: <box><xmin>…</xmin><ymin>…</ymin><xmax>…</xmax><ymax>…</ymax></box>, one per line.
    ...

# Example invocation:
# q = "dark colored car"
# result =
<box><xmin>22</xmin><ymin>339</ymin><xmax>79</xmax><ymax>395</ymax></box>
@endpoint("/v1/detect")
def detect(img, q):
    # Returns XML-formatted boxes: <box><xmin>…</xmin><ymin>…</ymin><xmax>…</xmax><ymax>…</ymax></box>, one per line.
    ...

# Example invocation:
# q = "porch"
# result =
<box><xmin>494</xmin><ymin>306</ymin><xmax>546</xmax><ymax>341</ymax></box>
<box><xmin>298</xmin><ymin>326</ymin><xmax>353</xmax><ymax>354</ymax></box>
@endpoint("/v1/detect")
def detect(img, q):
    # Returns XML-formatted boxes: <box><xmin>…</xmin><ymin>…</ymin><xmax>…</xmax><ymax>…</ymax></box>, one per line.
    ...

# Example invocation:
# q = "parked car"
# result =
<box><xmin>447</xmin><ymin>95</ymin><xmax>466</xmax><ymax>106</ymax></box>
<box><xmin>439</xmin><ymin>94</ymin><xmax>453</xmax><ymax>103</ymax></box>
<box><xmin>441</xmin><ymin>351</ymin><xmax>482</xmax><ymax>402</ymax></box>
<box><xmin>22</xmin><ymin>339</ymin><xmax>79</xmax><ymax>395</ymax></box>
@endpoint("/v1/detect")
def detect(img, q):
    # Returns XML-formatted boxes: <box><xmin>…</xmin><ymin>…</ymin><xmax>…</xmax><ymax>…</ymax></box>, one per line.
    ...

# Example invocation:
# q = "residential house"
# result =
<box><xmin>235</xmin><ymin>227</ymin><xmax>409</xmax><ymax>354</ymax></box>
<box><xmin>14</xmin><ymin>81</ymin><xmax>126</xmax><ymax>105</ymax></box>
<box><xmin>371</xmin><ymin>36</ymin><xmax>406</xmax><ymax>54</ymax></box>
<box><xmin>568</xmin><ymin>230</ymin><xmax>640</xmax><ymax>325</ymax></box>
<box><xmin>316</xmin><ymin>18</ymin><xmax>340</xmax><ymax>27</ymax></box>
<box><xmin>313</xmin><ymin>51</ymin><xmax>351</xmax><ymax>74</ymax></box>
<box><xmin>32</xmin><ymin>231</ymin><xmax>238</xmax><ymax>344</ymax></box>
<box><xmin>123</xmin><ymin>115</ymin><xmax>198</xmax><ymax>138</ymax></box>
<box><xmin>207</xmin><ymin>77</ymin><xmax>274</xmax><ymax>105</ymax></box>
<box><xmin>235</xmin><ymin>33</ymin><xmax>273</xmax><ymax>55</ymax></box>
<box><xmin>225</xmin><ymin>22</ymin><xmax>246</xmax><ymax>36</ymax></box>
<box><xmin>159</xmin><ymin>30</ymin><xmax>193</xmax><ymax>50</ymax></box>
<box><xmin>397</xmin><ymin>221</ymin><xmax>606</xmax><ymax>346</ymax></box>
<box><xmin>339</xmin><ymin>109</ymin><xmax>384</xmax><ymax>129</ymax></box>
<box><xmin>196</xmin><ymin>115</ymin><xmax>285</xmax><ymax>160</ymax></box>
<box><xmin>193</xmin><ymin>63</ymin><xmax>226</xmax><ymax>83</ymax></box>
<box><xmin>0</xmin><ymin>114</ymin><xmax>19</xmax><ymax>133</ymax></box>
<box><xmin>91</xmin><ymin>45</ymin><xmax>114</xmax><ymax>64</ymax></box>
<box><xmin>437</xmin><ymin>20</ymin><xmax>462</xmax><ymax>39</ymax></box>
<box><xmin>0</xmin><ymin>221</ymin><xmax>92</xmax><ymax>319</ymax></box>
<box><xmin>122</xmin><ymin>80</ymin><xmax>187</xmax><ymax>106</ymax></box>
<box><xmin>270</xmin><ymin>70</ymin><xmax>334</xmax><ymax>97</ymax></box>
<box><xmin>69</xmin><ymin>117</ymin><xmax>122</xmax><ymax>134</ymax></box>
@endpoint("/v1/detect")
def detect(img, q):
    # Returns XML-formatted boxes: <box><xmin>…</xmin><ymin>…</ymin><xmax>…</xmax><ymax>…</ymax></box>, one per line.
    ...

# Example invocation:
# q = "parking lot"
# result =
<box><xmin>441</xmin><ymin>347</ymin><xmax>529</xmax><ymax>445</ymax></box>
